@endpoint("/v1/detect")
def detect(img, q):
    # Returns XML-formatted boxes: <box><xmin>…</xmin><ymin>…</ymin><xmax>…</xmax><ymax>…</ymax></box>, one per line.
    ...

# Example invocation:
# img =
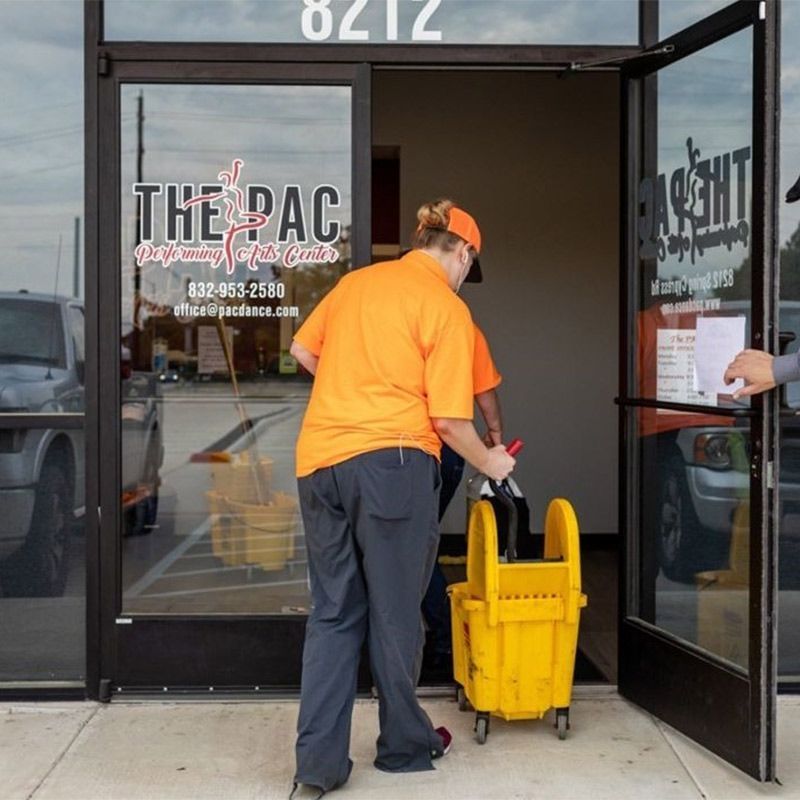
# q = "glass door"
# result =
<box><xmin>619</xmin><ymin>1</ymin><xmax>779</xmax><ymax>780</ymax></box>
<box><xmin>97</xmin><ymin>61</ymin><xmax>370</xmax><ymax>693</ymax></box>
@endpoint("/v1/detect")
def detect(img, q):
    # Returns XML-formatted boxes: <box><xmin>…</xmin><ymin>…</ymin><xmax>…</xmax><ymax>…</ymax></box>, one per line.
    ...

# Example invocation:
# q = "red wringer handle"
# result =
<box><xmin>506</xmin><ymin>438</ymin><xmax>524</xmax><ymax>457</ymax></box>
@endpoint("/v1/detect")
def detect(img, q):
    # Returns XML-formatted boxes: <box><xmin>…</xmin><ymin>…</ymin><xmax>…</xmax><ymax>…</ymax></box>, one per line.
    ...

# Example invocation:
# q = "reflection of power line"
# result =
<box><xmin>0</xmin><ymin>124</ymin><xmax>83</xmax><ymax>146</ymax></box>
<box><xmin>0</xmin><ymin>160</ymin><xmax>82</xmax><ymax>181</ymax></box>
<box><xmin>4</xmin><ymin>100</ymin><xmax>80</xmax><ymax>117</ymax></box>
<box><xmin>0</xmin><ymin>114</ymin><xmax>136</xmax><ymax>147</ymax></box>
<box><xmin>146</xmin><ymin>111</ymin><xmax>348</xmax><ymax>125</ymax></box>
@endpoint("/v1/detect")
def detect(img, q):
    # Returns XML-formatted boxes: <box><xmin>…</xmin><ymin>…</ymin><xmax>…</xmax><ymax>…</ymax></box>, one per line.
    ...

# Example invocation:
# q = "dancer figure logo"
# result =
<box><xmin>180</xmin><ymin>158</ymin><xmax>269</xmax><ymax>276</ymax></box>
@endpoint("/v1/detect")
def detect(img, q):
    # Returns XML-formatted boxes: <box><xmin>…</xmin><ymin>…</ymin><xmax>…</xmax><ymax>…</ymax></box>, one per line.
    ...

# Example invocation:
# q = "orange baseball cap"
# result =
<box><xmin>447</xmin><ymin>206</ymin><xmax>483</xmax><ymax>283</ymax></box>
<box><xmin>447</xmin><ymin>206</ymin><xmax>482</xmax><ymax>253</ymax></box>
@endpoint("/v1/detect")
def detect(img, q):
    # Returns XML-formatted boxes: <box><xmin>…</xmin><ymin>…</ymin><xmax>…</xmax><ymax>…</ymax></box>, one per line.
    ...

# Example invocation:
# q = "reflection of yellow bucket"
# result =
<box><xmin>695</xmin><ymin>501</ymin><xmax>750</xmax><ymax>669</ymax></box>
<box><xmin>224</xmin><ymin>492</ymin><xmax>299</xmax><ymax>572</ymax></box>
<box><xmin>211</xmin><ymin>451</ymin><xmax>273</xmax><ymax>504</ymax></box>
<box><xmin>205</xmin><ymin>490</ymin><xmax>248</xmax><ymax>566</ymax></box>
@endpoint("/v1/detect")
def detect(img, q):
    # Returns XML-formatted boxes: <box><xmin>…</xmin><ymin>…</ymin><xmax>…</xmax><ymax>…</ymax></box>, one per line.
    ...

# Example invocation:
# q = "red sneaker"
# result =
<box><xmin>432</xmin><ymin>725</ymin><xmax>452</xmax><ymax>758</ymax></box>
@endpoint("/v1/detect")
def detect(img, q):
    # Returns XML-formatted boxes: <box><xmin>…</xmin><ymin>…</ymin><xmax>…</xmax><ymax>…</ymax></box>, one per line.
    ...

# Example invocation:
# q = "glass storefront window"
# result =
<box><xmin>118</xmin><ymin>84</ymin><xmax>351</xmax><ymax>615</ymax></box>
<box><xmin>0</xmin><ymin>429</ymin><xmax>85</xmax><ymax>681</ymax></box>
<box><xmin>104</xmin><ymin>0</ymin><xmax>638</xmax><ymax>45</ymax></box>
<box><xmin>0</xmin><ymin>0</ymin><xmax>85</xmax><ymax>682</ymax></box>
<box><xmin>0</xmin><ymin>1</ymin><xmax>83</xmax><ymax>304</ymax></box>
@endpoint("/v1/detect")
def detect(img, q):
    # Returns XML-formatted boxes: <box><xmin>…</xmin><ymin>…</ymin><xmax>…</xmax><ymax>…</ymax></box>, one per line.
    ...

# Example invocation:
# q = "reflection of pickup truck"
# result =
<box><xmin>656</xmin><ymin>301</ymin><xmax>800</xmax><ymax>583</ymax></box>
<box><xmin>0</xmin><ymin>292</ymin><xmax>162</xmax><ymax>597</ymax></box>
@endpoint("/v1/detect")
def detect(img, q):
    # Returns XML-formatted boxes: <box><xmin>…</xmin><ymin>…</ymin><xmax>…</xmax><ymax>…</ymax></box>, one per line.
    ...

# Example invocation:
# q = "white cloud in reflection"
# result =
<box><xmin>0</xmin><ymin>1</ymin><xmax>83</xmax><ymax>297</ymax></box>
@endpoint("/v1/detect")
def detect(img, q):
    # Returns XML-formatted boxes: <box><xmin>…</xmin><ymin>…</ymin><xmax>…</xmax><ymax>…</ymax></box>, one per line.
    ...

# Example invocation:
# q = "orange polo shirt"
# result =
<box><xmin>294</xmin><ymin>250</ymin><xmax>475</xmax><ymax>478</ymax></box>
<box><xmin>473</xmin><ymin>324</ymin><xmax>502</xmax><ymax>394</ymax></box>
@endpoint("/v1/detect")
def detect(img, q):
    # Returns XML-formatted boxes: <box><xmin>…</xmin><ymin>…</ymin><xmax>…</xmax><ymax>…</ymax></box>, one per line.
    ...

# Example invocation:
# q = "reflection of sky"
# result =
<box><xmin>119</xmin><ymin>84</ymin><xmax>351</xmax><ymax>326</ymax></box>
<box><xmin>104</xmin><ymin>0</ymin><xmax>637</xmax><ymax>45</ymax></box>
<box><xmin>658</xmin><ymin>0</ymin><xmax>733</xmax><ymax>41</ymax></box>
<box><xmin>0</xmin><ymin>1</ymin><xmax>83</xmax><ymax>298</ymax></box>
<box><xmin>655</xmin><ymin>28</ymin><xmax>752</xmax><ymax>284</ymax></box>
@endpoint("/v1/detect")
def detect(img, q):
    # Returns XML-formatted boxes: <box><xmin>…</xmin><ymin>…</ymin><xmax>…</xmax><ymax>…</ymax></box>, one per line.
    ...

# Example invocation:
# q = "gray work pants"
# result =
<box><xmin>294</xmin><ymin>448</ymin><xmax>444</xmax><ymax>791</ymax></box>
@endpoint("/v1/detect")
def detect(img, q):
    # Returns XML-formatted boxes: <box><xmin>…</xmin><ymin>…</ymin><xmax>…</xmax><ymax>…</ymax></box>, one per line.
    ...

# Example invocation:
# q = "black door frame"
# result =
<box><xmin>93</xmin><ymin>56</ymin><xmax>371</xmax><ymax>698</ymax></box>
<box><xmin>617</xmin><ymin>0</ymin><xmax>780</xmax><ymax>781</ymax></box>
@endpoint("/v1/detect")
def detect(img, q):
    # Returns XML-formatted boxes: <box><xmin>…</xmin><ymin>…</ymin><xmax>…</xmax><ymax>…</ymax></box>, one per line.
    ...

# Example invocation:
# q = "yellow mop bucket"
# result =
<box><xmin>224</xmin><ymin>492</ymin><xmax>299</xmax><ymax>572</ymax></box>
<box><xmin>449</xmin><ymin>494</ymin><xmax>587</xmax><ymax>744</ymax></box>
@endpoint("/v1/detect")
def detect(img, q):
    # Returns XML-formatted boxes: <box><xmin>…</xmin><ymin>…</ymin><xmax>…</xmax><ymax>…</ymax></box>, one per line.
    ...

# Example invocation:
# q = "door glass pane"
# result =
<box><xmin>104</xmin><ymin>0</ymin><xmax>638</xmax><ymax>45</ymax></box>
<box><xmin>779</xmin><ymin>2</ymin><xmax>800</xmax><ymax>680</ymax></box>
<box><xmin>119</xmin><ymin>84</ymin><xmax>351</xmax><ymax>615</ymax></box>
<box><xmin>634</xmin><ymin>29</ymin><xmax>753</xmax><ymax>411</ymax></box>
<box><xmin>630</xmin><ymin>28</ymin><xmax>755</xmax><ymax>670</ymax></box>
<box><xmin>630</xmin><ymin>408</ymin><xmax>750</xmax><ymax>670</ymax></box>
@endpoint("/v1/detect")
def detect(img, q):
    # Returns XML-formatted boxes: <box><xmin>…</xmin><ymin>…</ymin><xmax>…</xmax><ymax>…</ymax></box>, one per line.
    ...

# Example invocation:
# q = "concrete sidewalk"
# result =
<box><xmin>3</xmin><ymin>688</ymin><xmax>800</xmax><ymax>800</ymax></box>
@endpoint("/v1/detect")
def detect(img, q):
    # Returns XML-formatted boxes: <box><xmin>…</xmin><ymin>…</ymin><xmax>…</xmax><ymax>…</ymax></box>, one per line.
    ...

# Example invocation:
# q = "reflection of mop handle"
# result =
<box><xmin>214</xmin><ymin>315</ymin><xmax>266</xmax><ymax>505</ymax></box>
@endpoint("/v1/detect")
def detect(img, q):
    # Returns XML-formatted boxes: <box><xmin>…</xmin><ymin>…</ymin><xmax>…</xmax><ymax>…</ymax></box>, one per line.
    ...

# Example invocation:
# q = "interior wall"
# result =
<box><xmin>373</xmin><ymin>70</ymin><xmax>620</xmax><ymax>534</ymax></box>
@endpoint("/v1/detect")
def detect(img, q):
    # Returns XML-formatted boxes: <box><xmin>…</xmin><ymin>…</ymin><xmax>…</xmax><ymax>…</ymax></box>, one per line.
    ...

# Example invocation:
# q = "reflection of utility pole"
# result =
<box><xmin>73</xmin><ymin>216</ymin><xmax>80</xmax><ymax>299</ymax></box>
<box><xmin>133</xmin><ymin>91</ymin><xmax>144</xmax><ymax>367</ymax></box>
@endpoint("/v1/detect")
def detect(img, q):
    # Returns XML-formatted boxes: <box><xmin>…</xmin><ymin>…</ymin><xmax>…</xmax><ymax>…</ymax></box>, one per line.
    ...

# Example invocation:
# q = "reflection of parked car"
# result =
<box><xmin>0</xmin><ymin>292</ymin><xmax>162</xmax><ymax>597</ymax></box>
<box><xmin>120</xmin><ymin>345</ymin><xmax>164</xmax><ymax>540</ymax></box>
<box><xmin>655</xmin><ymin>301</ymin><xmax>800</xmax><ymax>583</ymax></box>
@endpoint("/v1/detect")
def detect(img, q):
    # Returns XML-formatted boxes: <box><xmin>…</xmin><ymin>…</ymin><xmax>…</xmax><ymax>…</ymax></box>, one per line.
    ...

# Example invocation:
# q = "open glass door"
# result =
<box><xmin>97</xmin><ymin>59</ymin><xmax>370</xmax><ymax>693</ymax></box>
<box><xmin>619</xmin><ymin>1</ymin><xmax>779</xmax><ymax>779</ymax></box>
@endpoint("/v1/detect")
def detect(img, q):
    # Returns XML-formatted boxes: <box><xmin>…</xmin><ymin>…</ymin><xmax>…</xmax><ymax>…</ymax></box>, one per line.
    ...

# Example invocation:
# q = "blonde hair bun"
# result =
<box><xmin>416</xmin><ymin>199</ymin><xmax>454</xmax><ymax>232</ymax></box>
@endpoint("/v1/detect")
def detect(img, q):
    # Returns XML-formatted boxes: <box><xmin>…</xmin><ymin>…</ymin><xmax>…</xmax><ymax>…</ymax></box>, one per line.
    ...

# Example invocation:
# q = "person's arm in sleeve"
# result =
<box><xmin>427</xmin><ymin>308</ymin><xmax>514</xmax><ymax>481</ymax></box>
<box><xmin>774</xmin><ymin>352</ymin><xmax>800</xmax><ymax>384</ymax></box>
<box><xmin>290</xmin><ymin>289</ymin><xmax>335</xmax><ymax>377</ymax></box>
<box><xmin>472</xmin><ymin>325</ymin><xmax>503</xmax><ymax>446</ymax></box>
<box><xmin>724</xmin><ymin>348</ymin><xmax>798</xmax><ymax>398</ymax></box>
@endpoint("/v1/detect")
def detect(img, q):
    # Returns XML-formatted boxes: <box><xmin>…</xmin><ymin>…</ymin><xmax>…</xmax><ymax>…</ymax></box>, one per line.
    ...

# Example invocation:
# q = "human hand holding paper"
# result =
<box><xmin>693</xmin><ymin>316</ymin><xmax>746</xmax><ymax>397</ymax></box>
<box><xmin>724</xmin><ymin>349</ymin><xmax>777</xmax><ymax>399</ymax></box>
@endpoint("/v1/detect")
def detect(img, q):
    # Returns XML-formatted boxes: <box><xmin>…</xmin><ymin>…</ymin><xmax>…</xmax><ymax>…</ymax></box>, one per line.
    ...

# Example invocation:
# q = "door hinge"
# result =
<box><xmin>97</xmin><ymin>505</ymin><xmax>101</xmax><ymax>524</ymax></box>
<box><xmin>98</xmin><ymin>53</ymin><xmax>110</xmax><ymax>76</ymax></box>
<box><xmin>115</xmin><ymin>617</ymin><xmax>132</xmax><ymax>624</ymax></box>
<box><xmin>759</xmin><ymin>1</ymin><xmax>766</xmax><ymax>21</ymax></box>
<box><xmin>767</xmin><ymin>460</ymin><xmax>775</xmax><ymax>490</ymax></box>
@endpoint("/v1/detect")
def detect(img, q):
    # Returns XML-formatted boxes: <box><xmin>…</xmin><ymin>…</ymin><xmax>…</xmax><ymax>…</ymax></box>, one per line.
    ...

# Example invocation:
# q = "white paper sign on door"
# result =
<box><xmin>657</xmin><ymin>329</ymin><xmax>714</xmax><ymax>406</ymax></box>
<box><xmin>693</xmin><ymin>316</ymin><xmax>746</xmax><ymax>395</ymax></box>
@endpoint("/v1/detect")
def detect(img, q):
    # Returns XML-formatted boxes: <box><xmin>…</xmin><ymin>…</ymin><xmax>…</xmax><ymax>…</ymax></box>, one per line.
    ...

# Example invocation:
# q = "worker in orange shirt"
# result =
<box><xmin>289</xmin><ymin>200</ymin><xmax>515</xmax><ymax>797</ymax></box>
<box><xmin>422</xmin><ymin>323</ymin><xmax>503</xmax><ymax>671</ymax></box>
